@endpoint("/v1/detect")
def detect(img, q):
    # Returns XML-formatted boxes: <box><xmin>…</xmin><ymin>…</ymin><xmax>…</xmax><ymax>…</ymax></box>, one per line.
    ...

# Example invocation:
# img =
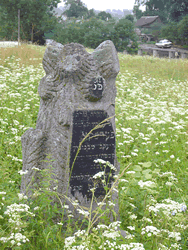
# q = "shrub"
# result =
<box><xmin>178</xmin><ymin>15</ymin><xmax>188</xmax><ymax>45</ymax></box>
<box><xmin>161</xmin><ymin>22</ymin><xmax>180</xmax><ymax>44</ymax></box>
<box><xmin>112</xmin><ymin>18</ymin><xmax>138</xmax><ymax>53</ymax></box>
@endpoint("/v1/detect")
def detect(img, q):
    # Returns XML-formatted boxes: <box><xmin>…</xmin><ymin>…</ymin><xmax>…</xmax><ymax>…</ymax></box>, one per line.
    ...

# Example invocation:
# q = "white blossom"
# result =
<box><xmin>93</xmin><ymin>171</ymin><xmax>105</xmax><ymax>179</ymax></box>
<box><xmin>18</xmin><ymin>170</ymin><xmax>28</xmax><ymax>175</ymax></box>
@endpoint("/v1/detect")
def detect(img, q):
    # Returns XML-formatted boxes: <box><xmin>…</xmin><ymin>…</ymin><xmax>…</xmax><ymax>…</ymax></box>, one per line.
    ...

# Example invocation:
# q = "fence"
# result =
<box><xmin>138</xmin><ymin>47</ymin><xmax>188</xmax><ymax>59</ymax></box>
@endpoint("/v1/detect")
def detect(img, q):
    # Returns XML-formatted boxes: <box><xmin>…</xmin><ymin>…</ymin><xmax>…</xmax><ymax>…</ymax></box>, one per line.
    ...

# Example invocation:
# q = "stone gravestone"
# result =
<box><xmin>21</xmin><ymin>40</ymin><xmax>120</xmax><ymax>218</ymax></box>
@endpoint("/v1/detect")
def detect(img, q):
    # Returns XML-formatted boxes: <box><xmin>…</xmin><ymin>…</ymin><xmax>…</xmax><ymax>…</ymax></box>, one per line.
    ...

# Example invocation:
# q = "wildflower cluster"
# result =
<box><xmin>147</xmin><ymin>198</ymin><xmax>187</xmax><ymax>216</ymax></box>
<box><xmin>0</xmin><ymin>232</ymin><xmax>29</xmax><ymax>247</ymax></box>
<box><xmin>0</xmin><ymin>203</ymin><xmax>34</xmax><ymax>247</ymax></box>
<box><xmin>116</xmin><ymin>62</ymin><xmax>188</xmax><ymax>249</ymax></box>
<box><xmin>64</xmin><ymin>221</ymin><xmax>144</xmax><ymax>250</ymax></box>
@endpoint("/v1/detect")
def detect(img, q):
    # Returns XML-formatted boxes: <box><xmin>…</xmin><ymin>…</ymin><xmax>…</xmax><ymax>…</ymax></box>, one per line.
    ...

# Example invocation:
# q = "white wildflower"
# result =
<box><xmin>168</xmin><ymin>231</ymin><xmax>181</xmax><ymax>241</ymax></box>
<box><xmin>0</xmin><ymin>192</ymin><xmax>6</xmax><ymax>195</ymax></box>
<box><xmin>57</xmin><ymin>222</ymin><xmax>63</xmax><ymax>226</ymax></box>
<box><xmin>165</xmin><ymin>182</ymin><xmax>173</xmax><ymax>186</ymax></box>
<box><xmin>32</xmin><ymin>167</ymin><xmax>40</xmax><ymax>171</ymax></box>
<box><xmin>18</xmin><ymin>170</ymin><xmax>28</xmax><ymax>175</ymax></box>
<box><xmin>126</xmin><ymin>171</ymin><xmax>135</xmax><ymax>174</ymax></box>
<box><xmin>127</xmin><ymin>226</ymin><xmax>135</xmax><ymax>231</ymax></box>
<box><xmin>64</xmin><ymin>236</ymin><xmax>75</xmax><ymax>248</ymax></box>
<box><xmin>62</xmin><ymin>205</ymin><xmax>69</xmax><ymax>209</ymax></box>
<box><xmin>94</xmin><ymin>159</ymin><xmax>106</xmax><ymax>164</ymax></box>
<box><xmin>74</xmin><ymin>230</ymin><xmax>86</xmax><ymax>237</ymax></box>
<box><xmin>142</xmin><ymin>225</ymin><xmax>160</xmax><ymax>236</ymax></box>
<box><xmin>130</xmin><ymin>214</ymin><xmax>137</xmax><ymax>220</ymax></box>
<box><xmin>119</xmin><ymin>179</ymin><xmax>129</xmax><ymax>183</ymax></box>
<box><xmin>108</xmin><ymin>201</ymin><xmax>115</xmax><ymax>207</ymax></box>
<box><xmin>138</xmin><ymin>180</ymin><xmax>155</xmax><ymax>188</ymax></box>
<box><xmin>103</xmin><ymin>230</ymin><xmax>120</xmax><ymax>239</ymax></box>
<box><xmin>97</xmin><ymin>202</ymin><xmax>106</xmax><ymax>206</ymax></box>
<box><xmin>131</xmin><ymin>152</ymin><xmax>138</xmax><ymax>156</ymax></box>
<box><xmin>93</xmin><ymin>171</ymin><xmax>105</xmax><ymax>179</ymax></box>
<box><xmin>106</xmin><ymin>161</ymin><xmax>116</xmax><ymax>171</ymax></box>
<box><xmin>76</xmin><ymin>209</ymin><xmax>89</xmax><ymax>217</ymax></box>
<box><xmin>18</xmin><ymin>193</ymin><xmax>28</xmax><ymax>200</ymax></box>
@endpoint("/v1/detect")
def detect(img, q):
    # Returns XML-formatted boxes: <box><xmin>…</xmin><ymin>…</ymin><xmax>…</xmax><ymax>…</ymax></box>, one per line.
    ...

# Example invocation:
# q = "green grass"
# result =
<box><xmin>0</xmin><ymin>44</ymin><xmax>187</xmax><ymax>249</ymax></box>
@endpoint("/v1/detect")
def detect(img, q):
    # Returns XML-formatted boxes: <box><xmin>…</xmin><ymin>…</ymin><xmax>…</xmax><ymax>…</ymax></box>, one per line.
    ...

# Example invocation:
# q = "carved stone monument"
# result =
<box><xmin>21</xmin><ymin>40</ymin><xmax>120</xmax><ymax>218</ymax></box>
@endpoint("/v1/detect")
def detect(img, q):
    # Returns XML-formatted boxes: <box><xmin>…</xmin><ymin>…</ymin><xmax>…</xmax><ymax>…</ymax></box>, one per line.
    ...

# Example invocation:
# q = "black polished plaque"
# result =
<box><xmin>69</xmin><ymin>110</ymin><xmax>115</xmax><ymax>198</ymax></box>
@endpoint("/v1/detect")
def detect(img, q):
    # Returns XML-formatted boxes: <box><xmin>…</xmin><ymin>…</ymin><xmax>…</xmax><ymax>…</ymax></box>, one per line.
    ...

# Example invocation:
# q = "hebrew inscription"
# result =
<box><xmin>88</xmin><ymin>77</ymin><xmax>104</xmax><ymax>101</ymax></box>
<box><xmin>69</xmin><ymin>110</ymin><xmax>115</xmax><ymax>198</ymax></box>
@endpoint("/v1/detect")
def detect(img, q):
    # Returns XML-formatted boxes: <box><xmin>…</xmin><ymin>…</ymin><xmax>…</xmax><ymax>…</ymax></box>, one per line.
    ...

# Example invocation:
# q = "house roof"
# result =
<box><xmin>135</xmin><ymin>16</ymin><xmax>159</xmax><ymax>27</ymax></box>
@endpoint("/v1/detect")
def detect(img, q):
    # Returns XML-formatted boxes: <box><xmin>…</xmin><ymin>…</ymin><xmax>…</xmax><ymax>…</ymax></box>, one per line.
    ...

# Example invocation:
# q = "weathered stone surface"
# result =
<box><xmin>21</xmin><ymin>40</ymin><xmax>120</xmax><ymax>218</ymax></box>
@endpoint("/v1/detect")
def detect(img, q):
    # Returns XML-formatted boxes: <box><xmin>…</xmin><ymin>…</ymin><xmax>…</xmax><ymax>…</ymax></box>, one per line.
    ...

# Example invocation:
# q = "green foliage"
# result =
<box><xmin>161</xmin><ymin>16</ymin><xmax>188</xmax><ymax>45</ymax></box>
<box><xmin>178</xmin><ymin>15</ymin><xmax>188</xmax><ymax>45</ymax></box>
<box><xmin>144</xmin><ymin>0</ymin><xmax>170</xmax><ymax>23</ymax></box>
<box><xmin>125</xmin><ymin>14</ymin><xmax>134</xmax><ymax>23</ymax></box>
<box><xmin>135</xmin><ymin>0</ymin><xmax>188</xmax><ymax>23</ymax></box>
<box><xmin>141</xmin><ymin>22</ymin><xmax>163</xmax><ymax>41</ymax></box>
<box><xmin>133</xmin><ymin>5</ymin><xmax>143</xmax><ymax>20</ymax></box>
<box><xmin>161</xmin><ymin>15</ymin><xmax>188</xmax><ymax>45</ymax></box>
<box><xmin>53</xmin><ymin>17</ymin><xmax>138</xmax><ymax>53</ymax></box>
<box><xmin>83</xmin><ymin>20</ymin><xmax>109</xmax><ymax>48</ymax></box>
<box><xmin>149</xmin><ymin>22</ymin><xmax>163</xmax><ymax>40</ymax></box>
<box><xmin>63</xmin><ymin>0</ymin><xmax>88</xmax><ymax>18</ymax></box>
<box><xmin>0</xmin><ymin>0</ymin><xmax>60</xmax><ymax>43</ymax></box>
<box><xmin>161</xmin><ymin>22</ymin><xmax>180</xmax><ymax>43</ymax></box>
<box><xmin>97</xmin><ymin>11</ymin><xmax>112</xmax><ymax>21</ymax></box>
<box><xmin>112</xmin><ymin>18</ymin><xmax>138</xmax><ymax>53</ymax></box>
<box><xmin>168</xmin><ymin>0</ymin><xmax>188</xmax><ymax>22</ymax></box>
<box><xmin>87</xmin><ymin>9</ymin><xmax>96</xmax><ymax>19</ymax></box>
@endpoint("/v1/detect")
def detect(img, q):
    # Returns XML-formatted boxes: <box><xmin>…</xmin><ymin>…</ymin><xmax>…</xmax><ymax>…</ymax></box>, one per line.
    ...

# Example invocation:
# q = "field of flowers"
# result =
<box><xmin>0</xmin><ymin>44</ymin><xmax>187</xmax><ymax>249</ymax></box>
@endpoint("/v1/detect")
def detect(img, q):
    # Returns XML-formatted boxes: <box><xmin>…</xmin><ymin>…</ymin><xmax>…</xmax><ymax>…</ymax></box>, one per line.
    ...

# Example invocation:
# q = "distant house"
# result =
<box><xmin>135</xmin><ymin>16</ymin><xmax>162</xmax><ymax>42</ymax></box>
<box><xmin>135</xmin><ymin>16</ymin><xmax>162</xmax><ymax>28</ymax></box>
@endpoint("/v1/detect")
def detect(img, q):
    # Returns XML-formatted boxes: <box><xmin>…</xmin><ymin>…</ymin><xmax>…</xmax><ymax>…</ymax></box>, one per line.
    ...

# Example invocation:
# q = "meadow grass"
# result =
<box><xmin>0</xmin><ymin>44</ymin><xmax>187</xmax><ymax>249</ymax></box>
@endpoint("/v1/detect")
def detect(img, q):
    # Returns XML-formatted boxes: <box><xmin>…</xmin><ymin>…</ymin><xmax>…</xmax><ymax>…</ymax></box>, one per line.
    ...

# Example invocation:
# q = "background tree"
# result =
<box><xmin>97</xmin><ymin>11</ymin><xmax>112</xmax><ymax>21</ymax></box>
<box><xmin>178</xmin><ymin>15</ymin><xmax>188</xmax><ymax>45</ymax></box>
<box><xmin>168</xmin><ymin>0</ymin><xmax>188</xmax><ymax>22</ymax></box>
<box><xmin>0</xmin><ymin>0</ymin><xmax>60</xmax><ymax>43</ymax></box>
<box><xmin>125</xmin><ymin>14</ymin><xmax>134</xmax><ymax>23</ymax></box>
<box><xmin>87</xmin><ymin>9</ymin><xmax>96</xmax><ymax>18</ymax></box>
<box><xmin>83</xmin><ymin>18</ymin><xmax>113</xmax><ymax>47</ymax></box>
<box><xmin>161</xmin><ymin>22</ymin><xmax>179</xmax><ymax>43</ymax></box>
<box><xmin>63</xmin><ymin>0</ymin><xmax>88</xmax><ymax>18</ymax></box>
<box><xmin>133</xmin><ymin>5</ymin><xmax>143</xmax><ymax>20</ymax></box>
<box><xmin>149</xmin><ymin>22</ymin><xmax>163</xmax><ymax>40</ymax></box>
<box><xmin>0</xmin><ymin>5</ymin><xmax>17</xmax><ymax>40</ymax></box>
<box><xmin>111</xmin><ymin>18</ymin><xmax>138</xmax><ymax>52</ymax></box>
<box><xmin>142</xmin><ymin>0</ymin><xmax>170</xmax><ymax>23</ymax></box>
<box><xmin>54</xmin><ymin>16</ymin><xmax>138</xmax><ymax>53</ymax></box>
<box><xmin>134</xmin><ymin>0</ymin><xmax>188</xmax><ymax>22</ymax></box>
